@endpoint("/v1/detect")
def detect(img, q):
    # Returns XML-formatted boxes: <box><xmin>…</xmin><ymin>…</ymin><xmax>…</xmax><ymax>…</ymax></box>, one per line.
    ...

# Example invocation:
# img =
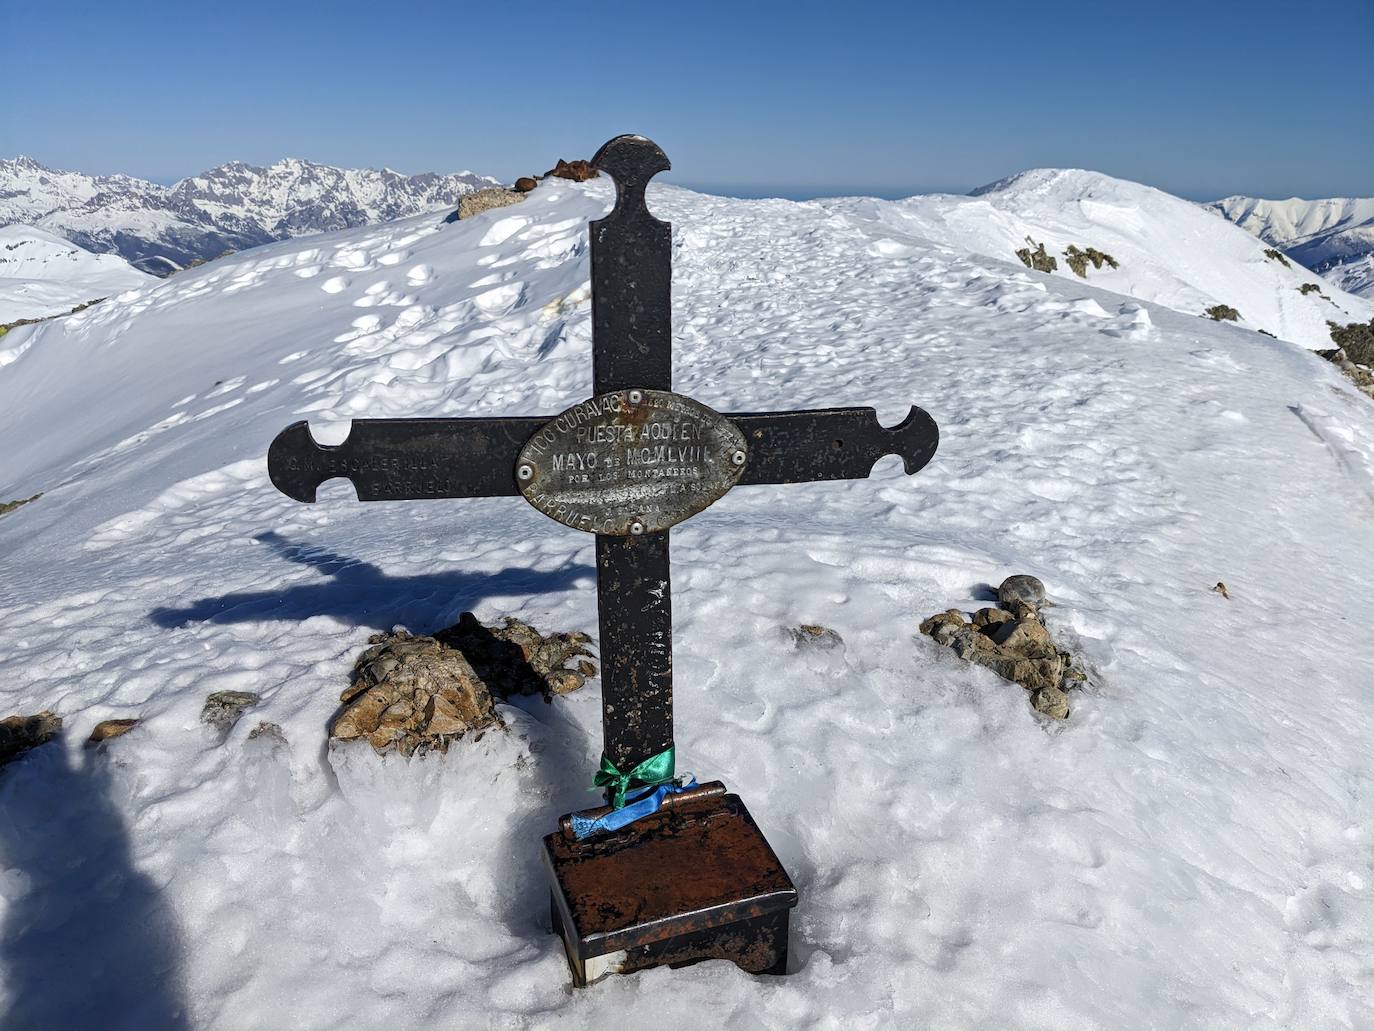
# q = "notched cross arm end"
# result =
<box><xmin>886</xmin><ymin>405</ymin><xmax>942</xmax><ymax>475</ymax></box>
<box><xmin>729</xmin><ymin>405</ymin><xmax>939</xmax><ymax>485</ymax></box>
<box><xmin>268</xmin><ymin>421</ymin><xmax>326</xmax><ymax>503</ymax></box>
<box><xmin>266</xmin><ymin>416</ymin><xmax>546</xmax><ymax>504</ymax></box>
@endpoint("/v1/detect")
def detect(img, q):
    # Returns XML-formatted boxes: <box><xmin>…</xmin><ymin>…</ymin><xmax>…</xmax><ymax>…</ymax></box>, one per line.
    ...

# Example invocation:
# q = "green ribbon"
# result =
<box><xmin>593</xmin><ymin>745</ymin><xmax>676</xmax><ymax>809</ymax></box>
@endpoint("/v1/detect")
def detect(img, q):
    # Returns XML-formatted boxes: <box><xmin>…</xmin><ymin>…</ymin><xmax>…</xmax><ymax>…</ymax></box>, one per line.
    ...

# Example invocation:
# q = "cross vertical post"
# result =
<box><xmin>588</xmin><ymin>136</ymin><xmax>676</xmax><ymax>779</ymax></box>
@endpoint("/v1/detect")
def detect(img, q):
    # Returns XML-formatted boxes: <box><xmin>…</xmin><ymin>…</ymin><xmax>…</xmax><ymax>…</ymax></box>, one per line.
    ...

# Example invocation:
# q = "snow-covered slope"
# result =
<box><xmin>3</xmin><ymin>181</ymin><xmax>1374</xmax><ymax>1030</ymax></box>
<box><xmin>0</xmin><ymin>224</ymin><xmax>151</xmax><ymax>323</ymax></box>
<box><xmin>0</xmin><ymin>155</ymin><xmax>499</xmax><ymax>274</ymax></box>
<box><xmin>1208</xmin><ymin>195</ymin><xmax>1374</xmax><ymax>297</ymax></box>
<box><xmin>820</xmin><ymin>169</ymin><xmax>1373</xmax><ymax>349</ymax></box>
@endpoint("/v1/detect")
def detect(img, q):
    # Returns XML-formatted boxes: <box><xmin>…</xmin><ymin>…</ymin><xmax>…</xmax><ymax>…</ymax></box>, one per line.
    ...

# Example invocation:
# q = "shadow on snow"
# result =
<box><xmin>147</xmin><ymin>531</ymin><xmax>595</xmax><ymax>632</ymax></box>
<box><xmin>0</xmin><ymin>741</ymin><xmax>190</xmax><ymax>1030</ymax></box>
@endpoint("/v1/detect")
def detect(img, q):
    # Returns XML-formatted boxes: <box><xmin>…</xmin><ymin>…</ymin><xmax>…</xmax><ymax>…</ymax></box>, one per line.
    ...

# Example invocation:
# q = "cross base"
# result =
<box><xmin>542</xmin><ymin>782</ymin><xmax>798</xmax><ymax>987</ymax></box>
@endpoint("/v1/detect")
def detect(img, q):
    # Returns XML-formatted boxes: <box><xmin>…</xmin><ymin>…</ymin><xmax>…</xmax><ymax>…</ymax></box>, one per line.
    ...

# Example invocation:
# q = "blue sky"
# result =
<box><xmin>3</xmin><ymin>0</ymin><xmax>1370</xmax><ymax>200</ymax></box>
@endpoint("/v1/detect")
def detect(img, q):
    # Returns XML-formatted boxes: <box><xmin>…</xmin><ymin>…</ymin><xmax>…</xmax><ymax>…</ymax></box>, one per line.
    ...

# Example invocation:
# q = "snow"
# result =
<box><xmin>3</xmin><ymin>178</ymin><xmax>1374</xmax><ymax>1029</ymax></box>
<box><xmin>0</xmin><ymin>224</ymin><xmax>152</xmax><ymax>323</ymax></box>
<box><xmin>823</xmin><ymin>169</ymin><xmax>1374</xmax><ymax>351</ymax></box>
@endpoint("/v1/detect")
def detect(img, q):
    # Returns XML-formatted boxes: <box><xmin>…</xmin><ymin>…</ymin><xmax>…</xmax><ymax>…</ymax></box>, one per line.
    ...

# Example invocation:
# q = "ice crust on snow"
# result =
<box><xmin>2</xmin><ymin>179</ymin><xmax>1374</xmax><ymax>1028</ymax></box>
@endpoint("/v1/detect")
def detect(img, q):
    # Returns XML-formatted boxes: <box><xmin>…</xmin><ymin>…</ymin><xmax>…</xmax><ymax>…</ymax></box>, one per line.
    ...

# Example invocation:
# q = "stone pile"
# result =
<box><xmin>920</xmin><ymin>575</ymin><xmax>1083</xmax><ymax>720</ymax></box>
<box><xmin>330</xmin><ymin>613</ymin><xmax>596</xmax><ymax>757</ymax></box>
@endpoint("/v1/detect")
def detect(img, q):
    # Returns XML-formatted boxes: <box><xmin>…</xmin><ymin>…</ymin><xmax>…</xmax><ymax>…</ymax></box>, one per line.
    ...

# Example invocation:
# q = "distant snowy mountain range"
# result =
<box><xmin>0</xmin><ymin>155</ymin><xmax>499</xmax><ymax>276</ymax></box>
<box><xmin>1207</xmin><ymin>195</ymin><xmax>1374</xmax><ymax>299</ymax></box>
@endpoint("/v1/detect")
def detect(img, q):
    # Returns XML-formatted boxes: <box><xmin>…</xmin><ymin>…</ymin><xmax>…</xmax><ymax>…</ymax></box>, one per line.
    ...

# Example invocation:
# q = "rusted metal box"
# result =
<box><xmin>543</xmin><ymin>783</ymin><xmax>798</xmax><ymax>987</ymax></box>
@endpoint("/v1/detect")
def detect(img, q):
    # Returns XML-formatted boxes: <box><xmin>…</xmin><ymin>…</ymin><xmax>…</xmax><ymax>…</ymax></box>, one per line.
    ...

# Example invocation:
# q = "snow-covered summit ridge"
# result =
<box><xmin>822</xmin><ymin>166</ymin><xmax>1373</xmax><ymax>349</ymax></box>
<box><xmin>2</xmin><ymin>178</ymin><xmax>1374</xmax><ymax>1028</ymax></box>
<box><xmin>0</xmin><ymin>224</ymin><xmax>150</xmax><ymax>323</ymax></box>
<box><xmin>0</xmin><ymin>154</ymin><xmax>500</xmax><ymax>275</ymax></box>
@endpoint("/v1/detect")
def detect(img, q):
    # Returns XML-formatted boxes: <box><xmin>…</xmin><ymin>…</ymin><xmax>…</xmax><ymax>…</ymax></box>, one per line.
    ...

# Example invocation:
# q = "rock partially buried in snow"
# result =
<box><xmin>1032</xmin><ymin>685</ymin><xmax>1070</xmax><ymax>719</ymax></box>
<box><xmin>0</xmin><ymin>711</ymin><xmax>62</xmax><ymax>768</ymax></box>
<box><xmin>787</xmin><ymin>624</ymin><xmax>845</xmax><ymax>651</ymax></box>
<box><xmin>997</xmin><ymin>574</ymin><xmax>1046</xmax><ymax>611</ymax></box>
<box><xmin>86</xmin><ymin>718</ymin><xmax>140</xmax><ymax>746</ymax></box>
<box><xmin>333</xmin><ymin>631</ymin><xmax>498</xmax><ymax>757</ymax></box>
<box><xmin>445</xmin><ymin>188</ymin><xmax>527</xmax><ymax>223</ymax></box>
<box><xmin>247</xmin><ymin>721</ymin><xmax>287</xmax><ymax>746</ymax></box>
<box><xmin>201</xmin><ymin>690</ymin><xmax>261</xmax><ymax>732</ymax></box>
<box><xmin>333</xmin><ymin>614</ymin><xmax>597</xmax><ymax>757</ymax></box>
<box><xmin>920</xmin><ymin>582</ymin><xmax>1082</xmax><ymax>719</ymax></box>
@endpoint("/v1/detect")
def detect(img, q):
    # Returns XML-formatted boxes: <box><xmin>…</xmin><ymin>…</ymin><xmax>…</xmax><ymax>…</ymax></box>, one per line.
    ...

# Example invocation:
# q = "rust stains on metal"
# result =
<box><xmin>544</xmin><ymin>789</ymin><xmax>797</xmax><ymax>985</ymax></box>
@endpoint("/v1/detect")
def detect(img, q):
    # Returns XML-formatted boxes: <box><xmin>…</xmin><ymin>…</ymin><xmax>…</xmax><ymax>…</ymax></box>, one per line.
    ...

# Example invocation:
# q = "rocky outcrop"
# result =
<box><xmin>920</xmin><ymin>576</ymin><xmax>1083</xmax><ymax>719</ymax></box>
<box><xmin>1015</xmin><ymin>237</ymin><xmax>1058</xmax><ymax>273</ymax></box>
<box><xmin>514</xmin><ymin>177</ymin><xmax>538</xmax><ymax>193</ymax></box>
<box><xmin>332</xmin><ymin>613</ymin><xmax>596</xmax><ymax>757</ymax></box>
<box><xmin>1327</xmin><ymin>318</ymin><xmax>1374</xmax><ymax>367</ymax></box>
<box><xmin>446</xmin><ymin>188</ymin><xmax>527</xmax><ymax>222</ymax></box>
<box><xmin>1063</xmin><ymin>244</ymin><xmax>1119</xmax><ymax>278</ymax></box>
<box><xmin>0</xmin><ymin>712</ymin><xmax>62</xmax><ymax>768</ymax></box>
<box><xmin>0</xmin><ymin>492</ymin><xmax>42</xmax><ymax>516</ymax></box>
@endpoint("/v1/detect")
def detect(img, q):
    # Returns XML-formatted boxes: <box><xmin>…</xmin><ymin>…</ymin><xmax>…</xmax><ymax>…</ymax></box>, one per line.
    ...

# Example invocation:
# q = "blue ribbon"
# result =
<box><xmin>569</xmin><ymin>777</ymin><xmax>698</xmax><ymax>840</ymax></box>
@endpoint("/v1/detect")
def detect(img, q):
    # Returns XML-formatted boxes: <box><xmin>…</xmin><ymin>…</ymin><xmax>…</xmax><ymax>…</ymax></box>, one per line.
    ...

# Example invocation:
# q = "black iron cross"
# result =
<box><xmin>267</xmin><ymin>135</ymin><xmax>938</xmax><ymax>796</ymax></box>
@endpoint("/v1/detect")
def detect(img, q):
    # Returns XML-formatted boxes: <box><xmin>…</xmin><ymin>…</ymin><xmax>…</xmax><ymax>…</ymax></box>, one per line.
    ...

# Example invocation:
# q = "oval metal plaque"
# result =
<box><xmin>516</xmin><ymin>388</ymin><xmax>747</xmax><ymax>535</ymax></box>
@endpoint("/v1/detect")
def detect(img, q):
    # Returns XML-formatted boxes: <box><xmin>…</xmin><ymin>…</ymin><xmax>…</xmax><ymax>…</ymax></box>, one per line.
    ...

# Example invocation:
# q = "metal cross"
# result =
<box><xmin>267</xmin><ymin>135</ymin><xmax>939</xmax><ymax>790</ymax></box>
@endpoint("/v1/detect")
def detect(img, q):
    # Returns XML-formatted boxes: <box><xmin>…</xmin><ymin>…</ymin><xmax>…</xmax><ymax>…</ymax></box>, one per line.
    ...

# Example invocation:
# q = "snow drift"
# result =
<box><xmin>2</xmin><ymin>177</ymin><xmax>1373</xmax><ymax>1030</ymax></box>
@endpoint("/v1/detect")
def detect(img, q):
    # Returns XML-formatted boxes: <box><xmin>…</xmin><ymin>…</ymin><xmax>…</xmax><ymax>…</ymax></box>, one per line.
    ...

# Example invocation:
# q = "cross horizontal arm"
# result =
<box><xmin>267</xmin><ymin>417</ymin><xmax>544</xmax><ymax>503</ymax></box>
<box><xmin>727</xmin><ymin>406</ymin><xmax>939</xmax><ymax>485</ymax></box>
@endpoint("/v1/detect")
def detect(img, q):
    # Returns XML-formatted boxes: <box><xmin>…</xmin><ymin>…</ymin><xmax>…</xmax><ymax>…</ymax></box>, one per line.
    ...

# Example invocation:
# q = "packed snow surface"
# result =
<box><xmin>0</xmin><ymin>225</ymin><xmax>151</xmax><ymax>323</ymax></box>
<box><xmin>2</xmin><ymin>178</ymin><xmax>1374</xmax><ymax>1030</ymax></box>
<box><xmin>823</xmin><ymin>169</ymin><xmax>1373</xmax><ymax>351</ymax></box>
